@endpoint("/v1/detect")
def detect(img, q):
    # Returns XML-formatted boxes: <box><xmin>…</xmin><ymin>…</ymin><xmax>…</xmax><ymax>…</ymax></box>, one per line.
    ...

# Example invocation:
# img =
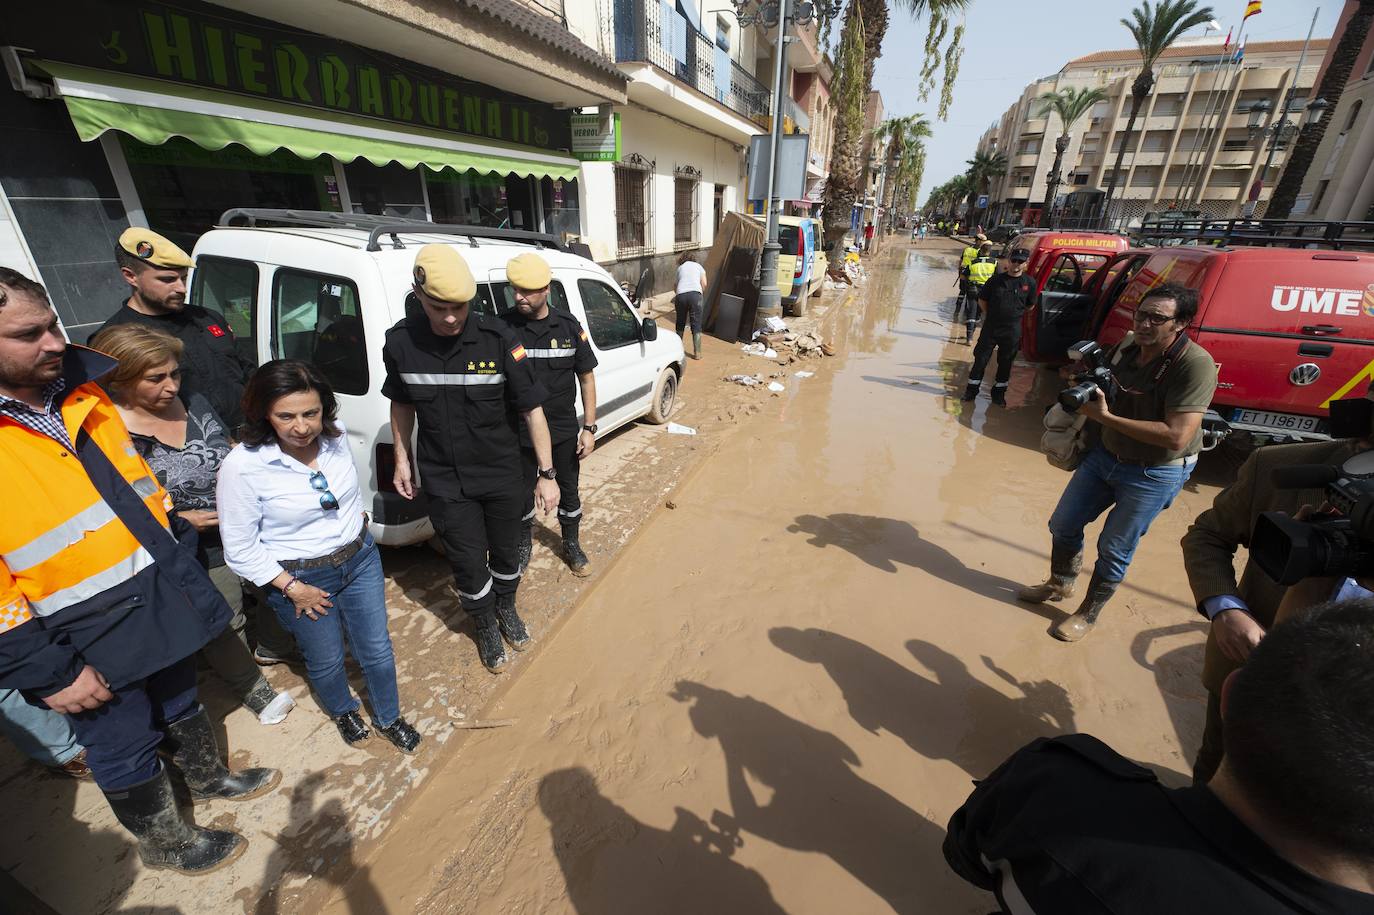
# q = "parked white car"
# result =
<box><xmin>189</xmin><ymin>210</ymin><xmax>685</xmax><ymax>547</ymax></box>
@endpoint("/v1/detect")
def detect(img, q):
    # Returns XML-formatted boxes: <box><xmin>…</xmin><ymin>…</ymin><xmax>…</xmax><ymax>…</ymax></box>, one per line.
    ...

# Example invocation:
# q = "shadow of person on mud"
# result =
<box><xmin>252</xmin><ymin>772</ymin><xmax>385</xmax><ymax>915</ymax></box>
<box><xmin>768</xmin><ymin>628</ymin><xmax>1076</xmax><ymax>777</ymax></box>
<box><xmin>1130</xmin><ymin>622</ymin><xmax>1211</xmax><ymax>784</ymax></box>
<box><xmin>537</xmin><ymin>767</ymin><xmax>785</xmax><ymax>914</ymax></box>
<box><xmin>670</xmin><ymin>680</ymin><xmax>968</xmax><ymax>914</ymax></box>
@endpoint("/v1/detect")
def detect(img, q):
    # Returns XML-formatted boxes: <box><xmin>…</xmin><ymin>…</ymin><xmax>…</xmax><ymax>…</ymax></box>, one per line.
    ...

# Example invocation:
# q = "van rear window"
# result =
<box><xmin>778</xmin><ymin>226</ymin><xmax>801</xmax><ymax>252</ymax></box>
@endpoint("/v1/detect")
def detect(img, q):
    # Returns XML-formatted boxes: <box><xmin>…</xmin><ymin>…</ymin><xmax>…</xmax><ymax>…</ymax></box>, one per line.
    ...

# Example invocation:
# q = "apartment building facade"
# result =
<box><xmin>975</xmin><ymin>37</ymin><xmax>1327</xmax><ymax>227</ymax></box>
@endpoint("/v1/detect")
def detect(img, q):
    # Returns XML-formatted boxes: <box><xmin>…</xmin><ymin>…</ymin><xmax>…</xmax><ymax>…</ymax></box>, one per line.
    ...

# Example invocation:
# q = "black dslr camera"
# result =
<box><xmin>1251</xmin><ymin>450</ymin><xmax>1374</xmax><ymax>585</ymax></box>
<box><xmin>1058</xmin><ymin>340</ymin><xmax>1121</xmax><ymax>413</ymax></box>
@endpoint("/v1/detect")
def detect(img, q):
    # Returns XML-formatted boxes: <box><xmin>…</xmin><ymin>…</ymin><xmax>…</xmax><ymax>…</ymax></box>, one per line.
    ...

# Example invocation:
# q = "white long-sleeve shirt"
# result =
<box><xmin>217</xmin><ymin>423</ymin><xmax>366</xmax><ymax>587</ymax></box>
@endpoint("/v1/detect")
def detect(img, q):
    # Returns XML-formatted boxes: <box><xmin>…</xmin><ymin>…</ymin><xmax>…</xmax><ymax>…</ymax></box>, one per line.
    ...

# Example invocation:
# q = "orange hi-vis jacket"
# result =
<box><xmin>0</xmin><ymin>347</ymin><xmax>228</xmax><ymax>696</ymax></box>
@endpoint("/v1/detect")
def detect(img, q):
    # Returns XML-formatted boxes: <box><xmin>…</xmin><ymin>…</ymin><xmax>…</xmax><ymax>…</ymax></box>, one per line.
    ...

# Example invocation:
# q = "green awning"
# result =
<box><xmin>38</xmin><ymin>61</ymin><xmax>580</xmax><ymax>181</ymax></box>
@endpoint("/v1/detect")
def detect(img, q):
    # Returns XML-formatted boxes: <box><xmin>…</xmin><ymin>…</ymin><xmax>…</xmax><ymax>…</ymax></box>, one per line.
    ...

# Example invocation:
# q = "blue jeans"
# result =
<box><xmin>1048</xmin><ymin>446</ymin><xmax>1194</xmax><ymax>583</ymax></box>
<box><xmin>265</xmin><ymin>538</ymin><xmax>400</xmax><ymax>728</ymax></box>
<box><xmin>0</xmin><ymin>688</ymin><xmax>82</xmax><ymax>767</ymax></box>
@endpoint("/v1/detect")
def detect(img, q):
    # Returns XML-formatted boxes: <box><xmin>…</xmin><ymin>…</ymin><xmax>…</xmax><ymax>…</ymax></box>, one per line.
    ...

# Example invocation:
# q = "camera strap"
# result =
<box><xmin>1150</xmin><ymin>331</ymin><xmax>1191</xmax><ymax>386</ymax></box>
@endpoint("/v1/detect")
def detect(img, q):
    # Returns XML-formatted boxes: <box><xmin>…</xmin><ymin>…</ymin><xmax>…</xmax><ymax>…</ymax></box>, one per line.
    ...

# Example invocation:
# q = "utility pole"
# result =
<box><xmin>754</xmin><ymin>0</ymin><xmax>793</xmax><ymax>328</ymax></box>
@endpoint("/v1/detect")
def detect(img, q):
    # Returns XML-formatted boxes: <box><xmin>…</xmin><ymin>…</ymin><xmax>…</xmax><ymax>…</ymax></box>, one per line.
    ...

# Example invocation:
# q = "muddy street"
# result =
<box><xmin>318</xmin><ymin>242</ymin><xmax>1226</xmax><ymax>914</ymax></box>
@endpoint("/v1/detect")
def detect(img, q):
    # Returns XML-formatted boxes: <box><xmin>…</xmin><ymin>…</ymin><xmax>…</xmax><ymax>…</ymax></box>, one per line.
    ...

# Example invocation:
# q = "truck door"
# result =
<box><xmin>1023</xmin><ymin>252</ymin><xmax>1099</xmax><ymax>361</ymax></box>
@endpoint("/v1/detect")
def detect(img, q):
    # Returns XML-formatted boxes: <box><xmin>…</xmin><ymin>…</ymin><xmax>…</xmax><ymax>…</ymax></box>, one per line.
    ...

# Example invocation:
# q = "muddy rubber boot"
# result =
<box><xmin>162</xmin><ymin>708</ymin><xmax>281</xmax><ymax>802</ymax></box>
<box><xmin>562</xmin><ymin>522</ymin><xmax>591</xmax><ymax>578</ymax></box>
<box><xmin>1017</xmin><ymin>543</ymin><xmax>1083</xmax><ymax>604</ymax></box>
<box><xmin>475</xmin><ymin>611</ymin><xmax>509</xmax><ymax>672</ymax></box>
<box><xmin>960</xmin><ymin>382</ymin><xmax>980</xmax><ymax>402</ymax></box>
<box><xmin>991</xmin><ymin>386</ymin><xmax>1007</xmax><ymax>407</ymax></box>
<box><xmin>1051</xmin><ymin>573</ymin><xmax>1119</xmax><ymax>643</ymax></box>
<box><xmin>494</xmin><ymin>593</ymin><xmax>532</xmax><ymax>651</ymax></box>
<box><xmin>105</xmin><ymin>766</ymin><xmax>246</xmax><ymax>875</ymax></box>
<box><xmin>517</xmin><ymin>518</ymin><xmax>533</xmax><ymax>572</ymax></box>
<box><xmin>691</xmin><ymin>332</ymin><xmax>703</xmax><ymax>360</ymax></box>
<box><xmin>242</xmin><ymin>681</ymin><xmax>295</xmax><ymax>726</ymax></box>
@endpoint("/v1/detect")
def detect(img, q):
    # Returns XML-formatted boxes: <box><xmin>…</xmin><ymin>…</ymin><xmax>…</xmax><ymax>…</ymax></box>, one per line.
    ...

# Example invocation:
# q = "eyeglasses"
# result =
<box><xmin>309</xmin><ymin>471</ymin><xmax>340</xmax><ymax>511</ymax></box>
<box><xmin>1133</xmin><ymin>310</ymin><xmax>1177</xmax><ymax>327</ymax></box>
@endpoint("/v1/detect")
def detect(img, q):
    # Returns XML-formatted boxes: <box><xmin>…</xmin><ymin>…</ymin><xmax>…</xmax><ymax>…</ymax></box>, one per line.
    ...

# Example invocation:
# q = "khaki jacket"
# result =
<box><xmin>1182</xmin><ymin>438</ymin><xmax>1361</xmax><ymax>693</ymax></box>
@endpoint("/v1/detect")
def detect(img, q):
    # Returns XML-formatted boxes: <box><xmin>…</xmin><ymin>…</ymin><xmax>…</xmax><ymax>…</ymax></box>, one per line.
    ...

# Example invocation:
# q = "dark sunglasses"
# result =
<box><xmin>309</xmin><ymin>471</ymin><xmax>340</xmax><ymax>511</ymax></box>
<box><xmin>1133</xmin><ymin>310</ymin><xmax>1177</xmax><ymax>327</ymax></box>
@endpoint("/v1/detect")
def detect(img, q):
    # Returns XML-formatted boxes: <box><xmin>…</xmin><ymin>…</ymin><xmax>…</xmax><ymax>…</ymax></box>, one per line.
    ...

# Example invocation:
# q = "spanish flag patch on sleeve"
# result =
<box><xmin>578</xmin><ymin>328</ymin><xmax>589</xmax><ymax>342</ymax></box>
<box><xmin>510</xmin><ymin>343</ymin><xmax>527</xmax><ymax>361</ymax></box>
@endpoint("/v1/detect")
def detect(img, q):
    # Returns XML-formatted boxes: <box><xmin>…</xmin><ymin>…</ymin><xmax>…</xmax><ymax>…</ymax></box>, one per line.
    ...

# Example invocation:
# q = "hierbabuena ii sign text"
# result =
<box><xmin>12</xmin><ymin>0</ymin><xmax>571</xmax><ymax>150</ymax></box>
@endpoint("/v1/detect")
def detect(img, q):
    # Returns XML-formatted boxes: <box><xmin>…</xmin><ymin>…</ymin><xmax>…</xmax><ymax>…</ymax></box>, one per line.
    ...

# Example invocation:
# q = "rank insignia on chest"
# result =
<box><xmin>468</xmin><ymin>361</ymin><xmax>476</xmax><ymax>370</ymax></box>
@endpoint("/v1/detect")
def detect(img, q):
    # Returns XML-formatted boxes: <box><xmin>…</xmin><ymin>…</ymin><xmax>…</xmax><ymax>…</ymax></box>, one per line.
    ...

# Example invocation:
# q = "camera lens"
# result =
<box><xmin>1058</xmin><ymin>382</ymin><xmax>1097</xmax><ymax>413</ymax></box>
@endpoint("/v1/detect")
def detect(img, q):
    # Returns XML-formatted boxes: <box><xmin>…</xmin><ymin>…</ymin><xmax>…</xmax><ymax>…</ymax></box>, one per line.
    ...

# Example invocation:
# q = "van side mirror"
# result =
<box><xmin>641</xmin><ymin>316</ymin><xmax>659</xmax><ymax>341</ymax></box>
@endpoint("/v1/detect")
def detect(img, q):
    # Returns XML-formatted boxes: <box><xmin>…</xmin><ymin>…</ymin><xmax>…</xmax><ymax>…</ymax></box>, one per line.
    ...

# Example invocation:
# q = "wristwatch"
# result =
<box><xmin>583</xmin><ymin>423</ymin><xmax>598</xmax><ymax>434</ymax></box>
<box><xmin>537</xmin><ymin>466</ymin><xmax>557</xmax><ymax>480</ymax></box>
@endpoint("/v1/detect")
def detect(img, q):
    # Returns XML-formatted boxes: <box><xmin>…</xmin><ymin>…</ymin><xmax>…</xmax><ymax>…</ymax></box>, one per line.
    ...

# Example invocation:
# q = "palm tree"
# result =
<box><xmin>1268</xmin><ymin>0</ymin><xmax>1374</xmax><ymax>219</ymax></box>
<box><xmin>876</xmin><ymin>113</ymin><xmax>933</xmax><ymax>227</ymax></box>
<box><xmin>963</xmin><ymin>148</ymin><xmax>1007</xmax><ymax>224</ymax></box>
<box><xmin>1036</xmin><ymin>85</ymin><xmax>1109</xmax><ymax>228</ymax></box>
<box><xmin>1100</xmin><ymin>0</ymin><xmax>1214</xmax><ymax>224</ymax></box>
<box><xmin>946</xmin><ymin>174</ymin><xmax>974</xmax><ymax>222</ymax></box>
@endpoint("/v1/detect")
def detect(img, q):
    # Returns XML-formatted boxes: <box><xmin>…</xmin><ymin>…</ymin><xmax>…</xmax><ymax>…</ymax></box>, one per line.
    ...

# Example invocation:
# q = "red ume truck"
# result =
<box><xmin>1017</xmin><ymin>219</ymin><xmax>1374</xmax><ymax>450</ymax></box>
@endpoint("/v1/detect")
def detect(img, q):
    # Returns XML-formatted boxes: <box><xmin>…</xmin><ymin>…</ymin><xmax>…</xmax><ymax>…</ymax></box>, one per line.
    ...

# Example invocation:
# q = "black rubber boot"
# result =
<box><xmin>475</xmin><ymin>612</ymin><xmax>509</xmax><ymax>672</ymax></box>
<box><xmin>517</xmin><ymin>518</ymin><xmax>533</xmax><ymax>572</ymax></box>
<box><xmin>991</xmin><ymin>386</ymin><xmax>1007</xmax><ymax>407</ymax></box>
<box><xmin>562</xmin><ymin>522</ymin><xmax>591</xmax><ymax>578</ymax></box>
<box><xmin>105</xmin><ymin>766</ymin><xmax>246</xmax><ymax>875</ymax></box>
<box><xmin>1018</xmin><ymin>542</ymin><xmax>1083</xmax><ymax>603</ymax></box>
<box><xmin>495</xmin><ymin>593</ymin><xmax>532</xmax><ymax>651</ymax></box>
<box><xmin>162</xmin><ymin>708</ymin><xmax>281</xmax><ymax>802</ymax></box>
<box><xmin>1051</xmin><ymin>573</ymin><xmax>1119</xmax><ymax>643</ymax></box>
<box><xmin>961</xmin><ymin>382</ymin><xmax>980</xmax><ymax>402</ymax></box>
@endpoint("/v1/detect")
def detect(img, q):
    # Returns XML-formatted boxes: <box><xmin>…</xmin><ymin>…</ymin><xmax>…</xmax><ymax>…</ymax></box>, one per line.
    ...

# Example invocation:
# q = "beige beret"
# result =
<box><xmin>412</xmin><ymin>244</ymin><xmax>476</xmax><ymax>303</ymax></box>
<box><xmin>118</xmin><ymin>227</ymin><xmax>192</xmax><ymax>269</ymax></box>
<box><xmin>506</xmin><ymin>252</ymin><xmax>552</xmax><ymax>291</ymax></box>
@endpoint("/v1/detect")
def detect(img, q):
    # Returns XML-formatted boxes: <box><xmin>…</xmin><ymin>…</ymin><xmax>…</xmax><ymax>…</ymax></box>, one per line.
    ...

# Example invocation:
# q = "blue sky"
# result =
<box><xmin>870</xmin><ymin>0</ymin><xmax>1344</xmax><ymax>206</ymax></box>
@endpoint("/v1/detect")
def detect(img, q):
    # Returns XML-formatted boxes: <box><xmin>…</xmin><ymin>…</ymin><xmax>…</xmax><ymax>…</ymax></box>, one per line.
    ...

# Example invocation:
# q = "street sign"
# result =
<box><xmin>976</xmin><ymin>194</ymin><xmax>989</xmax><ymax>209</ymax></box>
<box><xmin>571</xmin><ymin>113</ymin><xmax>621</xmax><ymax>161</ymax></box>
<box><xmin>746</xmin><ymin>134</ymin><xmax>810</xmax><ymax>203</ymax></box>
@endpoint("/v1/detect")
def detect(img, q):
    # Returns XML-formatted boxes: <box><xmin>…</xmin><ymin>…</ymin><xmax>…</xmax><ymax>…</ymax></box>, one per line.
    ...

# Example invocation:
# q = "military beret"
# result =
<box><xmin>118</xmin><ymin>228</ymin><xmax>192</xmax><ymax>269</ymax></box>
<box><xmin>506</xmin><ymin>252</ymin><xmax>552</xmax><ymax>291</ymax></box>
<box><xmin>412</xmin><ymin>244</ymin><xmax>476</xmax><ymax>303</ymax></box>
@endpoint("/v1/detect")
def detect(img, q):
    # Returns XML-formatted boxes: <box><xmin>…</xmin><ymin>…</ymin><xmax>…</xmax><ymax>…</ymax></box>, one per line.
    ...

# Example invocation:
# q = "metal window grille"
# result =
<box><xmin>615</xmin><ymin>155</ymin><xmax>653</xmax><ymax>257</ymax></box>
<box><xmin>673</xmin><ymin>165</ymin><xmax>700</xmax><ymax>247</ymax></box>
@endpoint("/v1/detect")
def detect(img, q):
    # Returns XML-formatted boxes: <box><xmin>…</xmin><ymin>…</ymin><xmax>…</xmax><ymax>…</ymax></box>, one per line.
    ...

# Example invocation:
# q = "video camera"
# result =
<box><xmin>1251</xmin><ymin>450</ymin><xmax>1374</xmax><ymax>585</ymax></box>
<box><xmin>1058</xmin><ymin>340</ymin><xmax>1121</xmax><ymax>414</ymax></box>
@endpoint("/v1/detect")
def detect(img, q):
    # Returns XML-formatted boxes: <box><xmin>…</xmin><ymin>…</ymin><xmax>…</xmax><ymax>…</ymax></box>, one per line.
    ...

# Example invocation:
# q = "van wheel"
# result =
<box><xmin>646</xmin><ymin>368</ymin><xmax>678</xmax><ymax>424</ymax></box>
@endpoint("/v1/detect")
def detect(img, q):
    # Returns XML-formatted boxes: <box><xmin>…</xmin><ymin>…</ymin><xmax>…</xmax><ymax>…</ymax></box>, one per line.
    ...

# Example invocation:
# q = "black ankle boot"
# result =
<box><xmin>377</xmin><ymin>717</ymin><xmax>422</xmax><ymax>754</ymax></box>
<box><xmin>105</xmin><ymin>766</ymin><xmax>246</xmax><ymax>875</ymax></box>
<box><xmin>1051</xmin><ymin>573</ymin><xmax>1119</xmax><ymax>642</ymax></box>
<box><xmin>162</xmin><ymin>708</ymin><xmax>281</xmax><ymax>801</ymax></box>
<box><xmin>334</xmin><ymin>710</ymin><xmax>371</xmax><ymax>746</ymax></box>
<box><xmin>517</xmin><ymin>518</ymin><xmax>533</xmax><ymax>571</ymax></box>
<box><xmin>475</xmin><ymin>612</ymin><xmax>509</xmax><ymax>672</ymax></box>
<box><xmin>562</xmin><ymin>522</ymin><xmax>591</xmax><ymax>577</ymax></box>
<box><xmin>495</xmin><ymin>593</ymin><xmax>531</xmax><ymax>650</ymax></box>
<box><xmin>961</xmin><ymin>382</ymin><xmax>980</xmax><ymax>401</ymax></box>
<box><xmin>991</xmin><ymin>387</ymin><xmax>1007</xmax><ymax>406</ymax></box>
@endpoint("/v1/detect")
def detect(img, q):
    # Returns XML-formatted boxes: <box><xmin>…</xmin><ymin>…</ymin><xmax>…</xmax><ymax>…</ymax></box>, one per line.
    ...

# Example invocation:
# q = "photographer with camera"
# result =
<box><xmin>1019</xmin><ymin>283</ymin><xmax>1217</xmax><ymax>642</ymax></box>
<box><xmin>1182</xmin><ymin>385</ymin><xmax>1374</xmax><ymax>785</ymax></box>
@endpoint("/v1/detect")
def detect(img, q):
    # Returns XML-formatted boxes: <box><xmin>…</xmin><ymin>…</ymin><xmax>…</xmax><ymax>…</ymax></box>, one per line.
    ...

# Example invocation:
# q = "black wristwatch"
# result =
<box><xmin>583</xmin><ymin>423</ymin><xmax>598</xmax><ymax>434</ymax></box>
<box><xmin>537</xmin><ymin>466</ymin><xmax>557</xmax><ymax>480</ymax></box>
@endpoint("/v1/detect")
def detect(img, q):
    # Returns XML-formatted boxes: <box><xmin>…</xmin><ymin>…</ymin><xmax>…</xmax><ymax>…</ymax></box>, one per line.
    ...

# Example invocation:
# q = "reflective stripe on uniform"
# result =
<box><xmin>30</xmin><ymin>546</ymin><xmax>156</xmax><ymax>616</ymax></box>
<box><xmin>0</xmin><ymin>598</ymin><xmax>34</xmax><ymax>635</ymax></box>
<box><xmin>489</xmin><ymin>566</ymin><xmax>521</xmax><ymax>581</ymax></box>
<box><xmin>524</xmin><ymin>348</ymin><xmax>577</xmax><ymax>359</ymax></box>
<box><xmin>457</xmin><ymin>578</ymin><xmax>493</xmax><ymax>601</ymax></box>
<box><xmin>131</xmin><ymin>475</ymin><xmax>160</xmax><ymax>499</ymax></box>
<box><xmin>400</xmin><ymin>373</ymin><xmax>506</xmax><ymax>386</ymax></box>
<box><xmin>3</xmin><ymin>500</ymin><xmax>119</xmax><ymax>572</ymax></box>
<box><xmin>521</xmin><ymin>508</ymin><xmax>536</xmax><ymax>522</ymax></box>
<box><xmin>557</xmin><ymin>507</ymin><xmax>582</xmax><ymax>519</ymax></box>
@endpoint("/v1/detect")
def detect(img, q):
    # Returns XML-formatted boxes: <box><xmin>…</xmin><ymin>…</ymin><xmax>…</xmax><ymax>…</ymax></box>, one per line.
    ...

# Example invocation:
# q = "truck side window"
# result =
<box><xmin>578</xmin><ymin>279</ymin><xmax>640</xmax><ymax>349</ymax></box>
<box><xmin>490</xmin><ymin>281</ymin><xmax>570</xmax><ymax>316</ymax></box>
<box><xmin>191</xmin><ymin>256</ymin><xmax>258</xmax><ymax>368</ymax></box>
<box><xmin>1045</xmin><ymin>255</ymin><xmax>1084</xmax><ymax>294</ymax></box>
<box><xmin>271</xmin><ymin>269</ymin><xmax>368</xmax><ymax>395</ymax></box>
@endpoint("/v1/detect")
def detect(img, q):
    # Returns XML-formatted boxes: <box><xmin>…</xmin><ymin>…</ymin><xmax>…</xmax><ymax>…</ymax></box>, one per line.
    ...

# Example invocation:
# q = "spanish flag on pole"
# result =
<box><xmin>1244</xmin><ymin>0</ymin><xmax>1262</xmax><ymax>21</ymax></box>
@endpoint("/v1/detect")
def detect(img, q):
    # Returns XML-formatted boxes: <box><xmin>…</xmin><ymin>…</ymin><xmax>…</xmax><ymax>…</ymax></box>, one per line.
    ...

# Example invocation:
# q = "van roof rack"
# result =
<box><xmin>1132</xmin><ymin>216</ymin><xmax>1374</xmax><ymax>251</ymax></box>
<box><xmin>216</xmin><ymin>208</ymin><xmax>565</xmax><ymax>253</ymax></box>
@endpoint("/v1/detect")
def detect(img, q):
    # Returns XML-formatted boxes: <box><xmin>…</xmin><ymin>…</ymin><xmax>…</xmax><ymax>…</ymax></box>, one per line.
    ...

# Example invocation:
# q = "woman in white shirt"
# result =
<box><xmin>674</xmin><ymin>252</ymin><xmax>708</xmax><ymax>361</ymax></box>
<box><xmin>218</xmin><ymin>361</ymin><xmax>420</xmax><ymax>753</ymax></box>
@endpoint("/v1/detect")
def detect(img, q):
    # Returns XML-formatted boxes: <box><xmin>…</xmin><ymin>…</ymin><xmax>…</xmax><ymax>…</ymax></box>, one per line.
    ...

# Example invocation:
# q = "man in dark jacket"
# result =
<box><xmin>0</xmin><ymin>268</ymin><xmax>276</xmax><ymax>875</ymax></box>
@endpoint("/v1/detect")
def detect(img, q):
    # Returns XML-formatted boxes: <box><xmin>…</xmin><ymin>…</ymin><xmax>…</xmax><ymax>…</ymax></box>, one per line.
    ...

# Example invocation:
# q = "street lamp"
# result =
<box><xmin>1303</xmin><ymin>97</ymin><xmax>1330</xmax><ymax>128</ymax></box>
<box><xmin>1242</xmin><ymin>96</ymin><xmax>1327</xmax><ymax>218</ymax></box>
<box><xmin>1246</xmin><ymin>98</ymin><xmax>1273</xmax><ymax>132</ymax></box>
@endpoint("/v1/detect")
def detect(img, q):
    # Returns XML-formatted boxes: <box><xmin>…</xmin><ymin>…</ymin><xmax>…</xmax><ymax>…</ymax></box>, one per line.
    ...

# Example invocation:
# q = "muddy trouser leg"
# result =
<box><xmin>482</xmin><ymin>486</ymin><xmax>524</xmax><ymax>604</ymax></box>
<box><xmin>1193</xmin><ymin>690</ymin><xmax>1225</xmax><ymax>785</ymax></box>
<box><xmin>553</xmin><ymin>436</ymin><xmax>583</xmax><ymax>532</ymax></box>
<box><xmin>431</xmin><ymin>493</ymin><xmax>497</xmax><ymax>617</ymax></box>
<box><xmin>991</xmin><ymin>326</ymin><xmax>1022</xmax><ymax>392</ymax></box>
<box><xmin>200</xmin><ymin>563</ymin><xmax>270</xmax><ymax>701</ymax></box>
<box><xmin>674</xmin><ymin>295</ymin><xmax>690</xmax><ymax>336</ymax></box>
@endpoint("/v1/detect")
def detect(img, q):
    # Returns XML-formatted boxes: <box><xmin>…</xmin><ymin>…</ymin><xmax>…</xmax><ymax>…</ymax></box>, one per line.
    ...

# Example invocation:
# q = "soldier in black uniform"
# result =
<box><xmin>384</xmin><ymin>245</ymin><xmax>561</xmax><ymax>673</ymax></box>
<box><xmin>94</xmin><ymin>228</ymin><xmax>255</xmax><ymax>429</ymax></box>
<box><xmin>945</xmin><ymin>599</ymin><xmax>1374</xmax><ymax>913</ymax></box>
<box><xmin>501</xmin><ymin>253</ymin><xmax>600</xmax><ymax>577</ymax></box>
<box><xmin>961</xmin><ymin>247</ymin><xmax>1036</xmax><ymax>407</ymax></box>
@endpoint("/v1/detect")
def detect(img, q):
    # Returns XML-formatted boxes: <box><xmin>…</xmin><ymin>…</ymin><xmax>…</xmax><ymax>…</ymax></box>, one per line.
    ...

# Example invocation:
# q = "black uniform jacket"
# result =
<box><xmin>502</xmin><ymin>307</ymin><xmax>598</xmax><ymax>446</ymax></box>
<box><xmin>978</xmin><ymin>271</ymin><xmax>1038</xmax><ymax>326</ymax></box>
<box><xmin>382</xmin><ymin>312</ymin><xmax>547</xmax><ymax>499</ymax></box>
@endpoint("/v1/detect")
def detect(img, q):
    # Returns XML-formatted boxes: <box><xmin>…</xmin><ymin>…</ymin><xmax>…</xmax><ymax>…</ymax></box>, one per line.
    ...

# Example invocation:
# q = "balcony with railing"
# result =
<box><xmin>613</xmin><ymin>0</ymin><xmax>771</xmax><ymax>126</ymax></box>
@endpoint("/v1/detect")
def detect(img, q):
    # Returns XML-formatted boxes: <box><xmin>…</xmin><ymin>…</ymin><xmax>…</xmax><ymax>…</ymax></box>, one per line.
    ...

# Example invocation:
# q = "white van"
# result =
<box><xmin>189</xmin><ymin>210</ymin><xmax>685</xmax><ymax>547</ymax></box>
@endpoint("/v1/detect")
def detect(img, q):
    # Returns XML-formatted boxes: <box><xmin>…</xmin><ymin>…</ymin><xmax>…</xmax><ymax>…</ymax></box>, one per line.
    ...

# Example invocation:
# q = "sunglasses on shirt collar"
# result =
<box><xmin>309</xmin><ymin>471</ymin><xmax>340</xmax><ymax>511</ymax></box>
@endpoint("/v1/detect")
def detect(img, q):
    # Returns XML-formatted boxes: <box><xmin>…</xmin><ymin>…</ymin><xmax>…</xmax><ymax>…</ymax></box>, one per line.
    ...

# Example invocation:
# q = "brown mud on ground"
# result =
<box><xmin>0</xmin><ymin>268</ymin><xmax>857</xmax><ymax>914</ymax></box>
<box><xmin>318</xmin><ymin>240</ymin><xmax>1226</xmax><ymax>914</ymax></box>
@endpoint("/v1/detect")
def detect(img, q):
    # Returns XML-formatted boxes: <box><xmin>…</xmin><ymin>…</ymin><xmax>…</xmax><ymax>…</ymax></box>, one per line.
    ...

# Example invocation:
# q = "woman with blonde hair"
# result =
<box><xmin>89</xmin><ymin>324</ymin><xmax>294</xmax><ymax>726</ymax></box>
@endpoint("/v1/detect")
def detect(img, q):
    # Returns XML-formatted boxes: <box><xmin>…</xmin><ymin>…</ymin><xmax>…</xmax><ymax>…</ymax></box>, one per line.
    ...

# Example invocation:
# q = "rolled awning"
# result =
<box><xmin>37</xmin><ymin>61</ymin><xmax>580</xmax><ymax>181</ymax></box>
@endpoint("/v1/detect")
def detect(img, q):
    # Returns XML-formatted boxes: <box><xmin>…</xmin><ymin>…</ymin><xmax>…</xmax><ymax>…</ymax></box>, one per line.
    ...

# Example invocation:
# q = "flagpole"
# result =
<box><xmin>1242</xmin><ymin>7</ymin><xmax>1319</xmax><ymax>218</ymax></box>
<box><xmin>1175</xmin><ymin>29</ymin><xmax>1233</xmax><ymax>205</ymax></box>
<box><xmin>1186</xmin><ymin>17</ymin><xmax>1251</xmax><ymax>207</ymax></box>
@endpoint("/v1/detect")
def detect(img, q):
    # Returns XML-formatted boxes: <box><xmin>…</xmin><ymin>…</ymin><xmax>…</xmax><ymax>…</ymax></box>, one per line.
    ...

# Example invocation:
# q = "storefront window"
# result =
<box><xmin>426</xmin><ymin>168</ymin><xmax>542</xmax><ymax>231</ymax></box>
<box><xmin>122</xmin><ymin>137</ymin><xmax>339</xmax><ymax>251</ymax></box>
<box><xmin>344</xmin><ymin>161</ymin><xmax>427</xmax><ymax>219</ymax></box>
<box><xmin>542</xmin><ymin>177</ymin><xmax>581</xmax><ymax>242</ymax></box>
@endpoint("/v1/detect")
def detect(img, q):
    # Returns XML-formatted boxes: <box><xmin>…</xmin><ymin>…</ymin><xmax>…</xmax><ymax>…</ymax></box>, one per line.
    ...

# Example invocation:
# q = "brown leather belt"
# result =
<box><xmin>1107</xmin><ymin>450</ymin><xmax>1199</xmax><ymax>468</ymax></box>
<box><xmin>280</xmin><ymin>528</ymin><xmax>367</xmax><ymax>571</ymax></box>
